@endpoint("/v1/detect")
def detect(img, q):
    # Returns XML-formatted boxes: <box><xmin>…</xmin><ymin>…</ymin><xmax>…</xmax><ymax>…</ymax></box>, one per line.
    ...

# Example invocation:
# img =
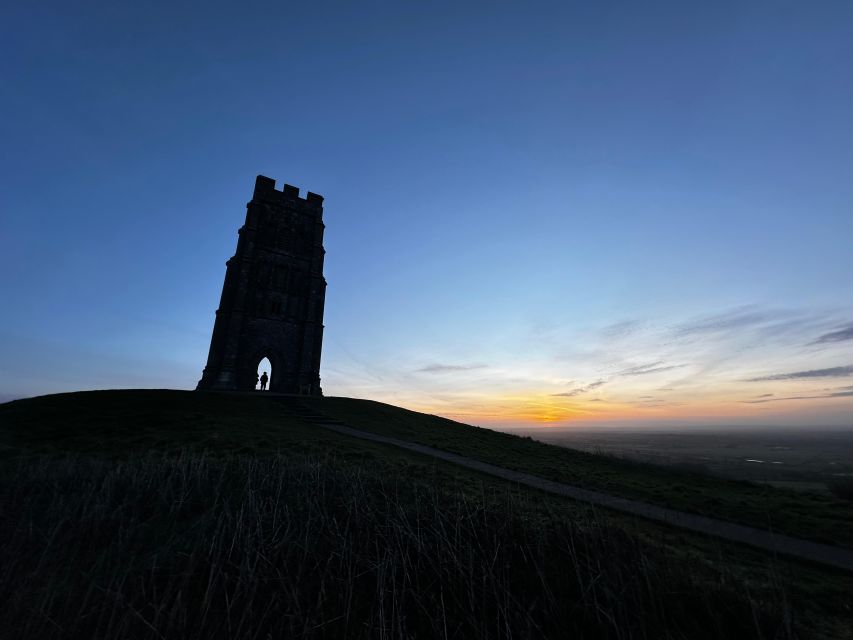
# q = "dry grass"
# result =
<box><xmin>0</xmin><ymin>450</ymin><xmax>797</xmax><ymax>640</ymax></box>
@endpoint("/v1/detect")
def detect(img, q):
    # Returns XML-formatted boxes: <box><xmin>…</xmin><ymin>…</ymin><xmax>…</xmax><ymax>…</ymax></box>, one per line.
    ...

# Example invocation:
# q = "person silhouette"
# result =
<box><xmin>259</xmin><ymin>371</ymin><xmax>269</xmax><ymax>391</ymax></box>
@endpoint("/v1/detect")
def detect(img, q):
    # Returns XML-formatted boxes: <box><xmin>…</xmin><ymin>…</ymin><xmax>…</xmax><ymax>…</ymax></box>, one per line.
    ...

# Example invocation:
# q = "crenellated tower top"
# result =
<box><xmin>252</xmin><ymin>175</ymin><xmax>324</xmax><ymax>208</ymax></box>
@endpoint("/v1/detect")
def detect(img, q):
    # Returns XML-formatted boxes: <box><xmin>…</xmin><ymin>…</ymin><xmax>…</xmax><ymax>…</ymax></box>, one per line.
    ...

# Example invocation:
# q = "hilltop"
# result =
<box><xmin>1</xmin><ymin>390</ymin><xmax>852</xmax><ymax>639</ymax></box>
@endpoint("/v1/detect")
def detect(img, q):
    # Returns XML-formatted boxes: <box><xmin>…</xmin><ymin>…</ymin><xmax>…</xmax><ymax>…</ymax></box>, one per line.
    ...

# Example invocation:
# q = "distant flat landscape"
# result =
<box><xmin>520</xmin><ymin>426</ymin><xmax>853</xmax><ymax>495</ymax></box>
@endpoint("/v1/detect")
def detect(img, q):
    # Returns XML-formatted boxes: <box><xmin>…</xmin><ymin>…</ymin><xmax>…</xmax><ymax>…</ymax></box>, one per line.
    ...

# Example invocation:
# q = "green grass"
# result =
<box><xmin>305</xmin><ymin>396</ymin><xmax>853</xmax><ymax>549</ymax></box>
<box><xmin>1</xmin><ymin>390</ymin><xmax>852</xmax><ymax>639</ymax></box>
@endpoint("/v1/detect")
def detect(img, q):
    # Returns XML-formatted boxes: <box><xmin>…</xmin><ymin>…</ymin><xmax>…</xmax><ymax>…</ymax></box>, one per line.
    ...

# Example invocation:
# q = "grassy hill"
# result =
<box><xmin>1</xmin><ymin>390</ymin><xmax>852</xmax><ymax>639</ymax></box>
<box><xmin>304</xmin><ymin>396</ymin><xmax>853</xmax><ymax>549</ymax></box>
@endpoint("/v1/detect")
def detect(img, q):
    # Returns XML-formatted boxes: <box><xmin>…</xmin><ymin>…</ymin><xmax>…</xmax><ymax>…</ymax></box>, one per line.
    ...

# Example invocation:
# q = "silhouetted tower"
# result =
<box><xmin>197</xmin><ymin>176</ymin><xmax>326</xmax><ymax>395</ymax></box>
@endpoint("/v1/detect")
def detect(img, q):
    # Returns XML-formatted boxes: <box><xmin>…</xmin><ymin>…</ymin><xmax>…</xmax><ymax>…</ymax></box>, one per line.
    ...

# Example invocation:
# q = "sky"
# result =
<box><xmin>2</xmin><ymin>1</ymin><xmax>852</xmax><ymax>429</ymax></box>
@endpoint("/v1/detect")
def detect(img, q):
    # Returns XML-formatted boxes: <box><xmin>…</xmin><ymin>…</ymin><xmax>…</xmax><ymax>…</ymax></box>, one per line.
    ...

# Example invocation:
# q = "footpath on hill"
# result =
<box><xmin>293</xmin><ymin>411</ymin><xmax>853</xmax><ymax>573</ymax></box>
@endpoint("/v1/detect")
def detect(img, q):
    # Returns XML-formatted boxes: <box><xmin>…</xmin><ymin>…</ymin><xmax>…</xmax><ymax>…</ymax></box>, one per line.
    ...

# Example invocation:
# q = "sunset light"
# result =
<box><xmin>3</xmin><ymin>3</ymin><xmax>853</xmax><ymax>637</ymax></box>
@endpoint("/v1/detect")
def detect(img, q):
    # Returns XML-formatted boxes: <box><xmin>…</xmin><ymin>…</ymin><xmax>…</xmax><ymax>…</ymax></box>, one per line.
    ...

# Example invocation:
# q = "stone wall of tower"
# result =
<box><xmin>197</xmin><ymin>175</ymin><xmax>326</xmax><ymax>395</ymax></box>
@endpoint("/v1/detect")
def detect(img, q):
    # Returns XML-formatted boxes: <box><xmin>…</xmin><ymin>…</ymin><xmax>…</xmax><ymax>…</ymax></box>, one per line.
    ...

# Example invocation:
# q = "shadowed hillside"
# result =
<box><xmin>1</xmin><ymin>390</ymin><xmax>852</xmax><ymax>639</ymax></box>
<box><xmin>302</xmin><ymin>396</ymin><xmax>853</xmax><ymax>549</ymax></box>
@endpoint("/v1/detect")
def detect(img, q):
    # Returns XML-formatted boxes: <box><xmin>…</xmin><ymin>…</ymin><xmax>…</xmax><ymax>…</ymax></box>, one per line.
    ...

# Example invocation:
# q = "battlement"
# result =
<box><xmin>253</xmin><ymin>175</ymin><xmax>324</xmax><ymax>207</ymax></box>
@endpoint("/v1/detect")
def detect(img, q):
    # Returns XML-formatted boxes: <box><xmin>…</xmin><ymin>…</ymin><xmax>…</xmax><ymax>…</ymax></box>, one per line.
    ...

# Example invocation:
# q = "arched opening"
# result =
<box><xmin>257</xmin><ymin>357</ymin><xmax>272</xmax><ymax>391</ymax></box>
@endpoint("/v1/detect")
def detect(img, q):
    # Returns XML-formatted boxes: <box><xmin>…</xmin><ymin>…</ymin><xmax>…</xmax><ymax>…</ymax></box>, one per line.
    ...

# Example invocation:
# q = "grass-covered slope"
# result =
<box><xmin>0</xmin><ymin>389</ymin><xmax>331</xmax><ymax>458</ymax></box>
<box><xmin>1</xmin><ymin>390</ymin><xmax>852</xmax><ymax>640</ymax></box>
<box><xmin>4</xmin><ymin>390</ymin><xmax>853</xmax><ymax>547</ymax></box>
<box><xmin>306</xmin><ymin>396</ymin><xmax>853</xmax><ymax>549</ymax></box>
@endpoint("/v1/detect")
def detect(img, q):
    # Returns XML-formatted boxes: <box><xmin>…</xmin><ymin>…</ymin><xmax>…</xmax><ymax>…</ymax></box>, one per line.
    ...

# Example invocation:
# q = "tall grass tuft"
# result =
<box><xmin>828</xmin><ymin>478</ymin><xmax>853</xmax><ymax>501</ymax></box>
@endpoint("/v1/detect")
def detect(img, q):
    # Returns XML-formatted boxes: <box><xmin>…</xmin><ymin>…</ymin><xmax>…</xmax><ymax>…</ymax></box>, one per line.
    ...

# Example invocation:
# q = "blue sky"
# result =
<box><xmin>2</xmin><ymin>1</ymin><xmax>852</xmax><ymax>427</ymax></box>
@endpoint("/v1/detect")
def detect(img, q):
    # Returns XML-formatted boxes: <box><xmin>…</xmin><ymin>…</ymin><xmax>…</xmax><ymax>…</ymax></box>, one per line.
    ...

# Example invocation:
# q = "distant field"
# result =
<box><xmin>2</xmin><ymin>390</ymin><xmax>853</xmax><ymax>639</ymax></box>
<box><xmin>520</xmin><ymin>427</ymin><xmax>853</xmax><ymax>496</ymax></box>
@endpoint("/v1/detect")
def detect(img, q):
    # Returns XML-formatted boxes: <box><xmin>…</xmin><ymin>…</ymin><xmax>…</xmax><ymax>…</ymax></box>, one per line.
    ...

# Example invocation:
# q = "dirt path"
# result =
<box><xmin>314</xmin><ymin>420</ymin><xmax>853</xmax><ymax>573</ymax></box>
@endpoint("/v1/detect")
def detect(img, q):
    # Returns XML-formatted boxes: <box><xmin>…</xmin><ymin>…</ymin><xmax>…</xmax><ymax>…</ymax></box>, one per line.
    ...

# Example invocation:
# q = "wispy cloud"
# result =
<box><xmin>743</xmin><ymin>389</ymin><xmax>853</xmax><ymax>403</ymax></box>
<box><xmin>673</xmin><ymin>305</ymin><xmax>834</xmax><ymax>348</ymax></box>
<box><xmin>743</xmin><ymin>395</ymin><xmax>812</xmax><ymax>404</ymax></box>
<box><xmin>676</xmin><ymin>307</ymin><xmax>775</xmax><ymax>336</ymax></box>
<box><xmin>550</xmin><ymin>361</ymin><xmax>685</xmax><ymax>400</ymax></box>
<box><xmin>416</xmin><ymin>363</ymin><xmax>487</xmax><ymax>374</ymax></box>
<box><xmin>812</xmin><ymin>323</ymin><xmax>853</xmax><ymax>345</ymax></box>
<box><xmin>619</xmin><ymin>361</ymin><xmax>685</xmax><ymax>376</ymax></box>
<box><xmin>600</xmin><ymin>320</ymin><xmax>642</xmax><ymax>339</ymax></box>
<box><xmin>746</xmin><ymin>365</ymin><xmax>853</xmax><ymax>382</ymax></box>
<box><xmin>552</xmin><ymin>379</ymin><xmax>607</xmax><ymax>397</ymax></box>
<box><xmin>630</xmin><ymin>398</ymin><xmax>684</xmax><ymax>407</ymax></box>
<box><xmin>347</xmin><ymin>303</ymin><xmax>853</xmax><ymax>427</ymax></box>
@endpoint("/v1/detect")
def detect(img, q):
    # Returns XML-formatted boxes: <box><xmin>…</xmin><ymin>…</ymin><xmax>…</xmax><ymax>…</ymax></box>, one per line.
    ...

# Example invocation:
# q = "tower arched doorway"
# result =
<box><xmin>257</xmin><ymin>357</ymin><xmax>272</xmax><ymax>391</ymax></box>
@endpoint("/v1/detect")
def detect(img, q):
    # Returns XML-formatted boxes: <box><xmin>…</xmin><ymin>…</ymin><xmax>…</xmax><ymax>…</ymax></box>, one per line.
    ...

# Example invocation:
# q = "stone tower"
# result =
<box><xmin>197</xmin><ymin>175</ymin><xmax>326</xmax><ymax>395</ymax></box>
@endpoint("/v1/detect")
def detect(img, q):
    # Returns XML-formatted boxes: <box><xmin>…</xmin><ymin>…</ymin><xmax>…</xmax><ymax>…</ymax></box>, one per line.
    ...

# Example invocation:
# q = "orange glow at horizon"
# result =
<box><xmin>396</xmin><ymin>389</ymin><xmax>853</xmax><ymax>429</ymax></box>
<box><xmin>402</xmin><ymin>394</ymin><xmax>650</xmax><ymax>426</ymax></box>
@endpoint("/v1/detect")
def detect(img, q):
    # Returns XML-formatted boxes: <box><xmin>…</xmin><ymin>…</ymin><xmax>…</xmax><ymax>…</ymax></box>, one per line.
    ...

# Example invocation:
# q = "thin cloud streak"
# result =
<box><xmin>743</xmin><ymin>390</ymin><xmax>853</xmax><ymax>403</ymax></box>
<box><xmin>746</xmin><ymin>365</ymin><xmax>853</xmax><ymax>382</ymax></box>
<box><xmin>675</xmin><ymin>307</ymin><xmax>776</xmax><ymax>336</ymax></box>
<box><xmin>552</xmin><ymin>379</ymin><xmax>606</xmax><ymax>397</ymax></box>
<box><xmin>673</xmin><ymin>306</ymin><xmax>835</xmax><ymax>347</ymax></box>
<box><xmin>600</xmin><ymin>320</ymin><xmax>642</xmax><ymax>339</ymax></box>
<box><xmin>813</xmin><ymin>324</ymin><xmax>853</xmax><ymax>344</ymax></box>
<box><xmin>416</xmin><ymin>363</ymin><xmax>488</xmax><ymax>374</ymax></box>
<box><xmin>620</xmin><ymin>362</ymin><xmax>685</xmax><ymax>376</ymax></box>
